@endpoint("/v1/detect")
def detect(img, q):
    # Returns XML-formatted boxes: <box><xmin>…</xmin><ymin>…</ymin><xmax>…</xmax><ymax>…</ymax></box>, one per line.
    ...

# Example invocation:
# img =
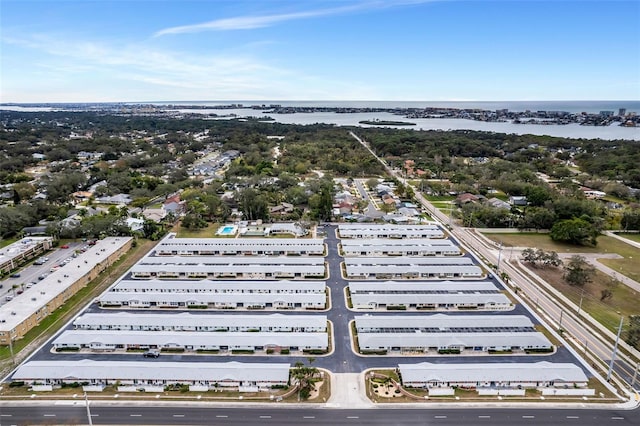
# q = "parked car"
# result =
<box><xmin>9</xmin><ymin>273</ymin><xmax>20</xmax><ymax>278</ymax></box>
<box><xmin>60</xmin><ymin>244</ymin><xmax>70</xmax><ymax>249</ymax></box>
<box><xmin>143</xmin><ymin>350</ymin><xmax>160</xmax><ymax>358</ymax></box>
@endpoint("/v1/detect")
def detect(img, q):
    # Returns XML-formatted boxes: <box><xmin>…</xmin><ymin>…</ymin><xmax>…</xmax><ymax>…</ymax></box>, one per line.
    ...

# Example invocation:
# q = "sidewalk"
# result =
<box><xmin>326</xmin><ymin>373</ymin><xmax>373</xmax><ymax>408</ymax></box>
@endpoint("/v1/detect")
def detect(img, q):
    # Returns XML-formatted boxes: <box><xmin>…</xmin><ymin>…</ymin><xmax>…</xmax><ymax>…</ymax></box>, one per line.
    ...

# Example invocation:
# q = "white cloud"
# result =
<box><xmin>1</xmin><ymin>33</ymin><xmax>368</xmax><ymax>102</ymax></box>
<box><xmin>154</xmin><ymin>1</ymin><xmax>436</xmax><ymax>36</ymax></box>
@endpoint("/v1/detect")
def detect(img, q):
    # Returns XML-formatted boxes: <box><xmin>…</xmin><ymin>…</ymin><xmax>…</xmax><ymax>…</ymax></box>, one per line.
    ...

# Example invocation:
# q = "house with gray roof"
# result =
<box><xmin>12</xmin><ymin>360</ymin><xmax>290</xmax><ymax>391</ymax></box>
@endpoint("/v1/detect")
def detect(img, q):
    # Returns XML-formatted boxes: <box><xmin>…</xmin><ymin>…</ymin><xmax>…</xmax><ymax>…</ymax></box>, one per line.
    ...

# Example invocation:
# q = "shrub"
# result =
<box><xmin>56</xmin><ymin>347</ymin><xmax>80</xmax><ymax>352</ymax></box>
<box><xmin>231</xmin><ymin>349</ymin><xmax>255</xmax><ymax>354</ymax></box>
<box><xmin>9</xmin><ymin>381</ymin><xmax>24</xmax><ymax>388</ymax></box>
<box><xmin>386</xmin><ymin>305</ymin><xmax>407</xmax><ymax>311</ymax></box>
<box><xmin>525</xmin><ymin>347</ymin><xmax>553</xmax><ymax>354</ymax></box>
<box><xmin>437</xmin><ymin>348</ymin><xmax>461</xmax><ymax>354</ymax></box>
<box><xmin>302</xmin><ymin>349</ymin><xmax>326</xmax><ymax>355</ymax></box>
<box><xmin>160</xmin><ymin>347</ymin><xmax>185</xmax><ymax>353</ymax></box>
<box><xmin>280</xmin><ymin>349</ymin><xmax>290</xmax><ymax>355</ymax></box>
<box><xmin>271</xmin><ymin>384</ymin><xmax>289</xmax><ymax>390</ymax></box>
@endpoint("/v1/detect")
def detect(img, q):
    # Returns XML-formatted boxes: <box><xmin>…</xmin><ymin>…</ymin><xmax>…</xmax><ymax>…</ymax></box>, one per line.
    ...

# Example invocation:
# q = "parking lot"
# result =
<box><xmin>0</xmin><ymin>241</ymin><xmax>84</xmax><ymax>307</ymax></box>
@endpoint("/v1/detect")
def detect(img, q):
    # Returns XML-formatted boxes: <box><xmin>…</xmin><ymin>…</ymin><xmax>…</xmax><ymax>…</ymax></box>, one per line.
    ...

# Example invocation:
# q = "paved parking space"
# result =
<box><xmin>0</xmin><ymin>241</ymin><xmax>84</xmax><ymax>307</ymax></box>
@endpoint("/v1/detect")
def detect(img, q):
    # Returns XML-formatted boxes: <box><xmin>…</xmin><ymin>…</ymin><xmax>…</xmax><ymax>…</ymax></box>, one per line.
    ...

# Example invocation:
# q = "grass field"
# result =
<box><xmin>425</xmin><ymin>195</ymin><xmax>456</xmax><ymax>202</ymax></box>
<box><xmin>526</xmin><ymin>265</ymin><xmax>639</xmax><ymax>335</ymax></box>
<box><xmin>485</xmin><ymin>233</ymin><xmax>640</xmax><ymax>283</ymax></box>
<box><xmin>484</xmin><ymin>232</ymin><xmax>640</xmax><ymax>337</ymax></box>
<box><xmin>175</xmin><ymin>223</ymin><xmax>221</xmax><ymax>238</ymax></box>
<box><xmin>617</xmin><ymin>233</ymin><xmax>640</xmax><ymax>243</ymax></box>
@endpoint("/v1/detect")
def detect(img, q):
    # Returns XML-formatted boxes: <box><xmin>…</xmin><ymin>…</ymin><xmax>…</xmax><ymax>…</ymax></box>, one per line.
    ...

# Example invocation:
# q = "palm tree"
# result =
<box><xmin>291</xmin><ymin>359</ymin><xmax>318</xmax><ymax>401</ymax></box>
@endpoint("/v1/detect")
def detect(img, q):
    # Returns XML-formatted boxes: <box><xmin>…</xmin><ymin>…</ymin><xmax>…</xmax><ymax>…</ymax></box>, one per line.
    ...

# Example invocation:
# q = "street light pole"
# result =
<box><xmin>607</xmin><ymin>315</ymin><xmax>624</xmax><ymax>382</ymax></box>
<box><xmin>496</xmin><ymin>243</ymin><xmax>503</xmax><ymax>271</ymax></box>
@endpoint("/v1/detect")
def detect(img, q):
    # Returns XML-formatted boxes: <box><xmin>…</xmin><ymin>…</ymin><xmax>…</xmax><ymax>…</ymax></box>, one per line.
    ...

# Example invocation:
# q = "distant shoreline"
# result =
<box><xmin>359</xmin><ymin>120</ymin><xmax>416</xmax><ymax>126</ymax></box>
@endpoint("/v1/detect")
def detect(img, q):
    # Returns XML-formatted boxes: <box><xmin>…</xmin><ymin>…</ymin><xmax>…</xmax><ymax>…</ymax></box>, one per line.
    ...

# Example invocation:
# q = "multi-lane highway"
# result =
<box><xmin>1</xmin><ymin>405</ymin><xmax>639</xmax><ymax>426</ymax></box>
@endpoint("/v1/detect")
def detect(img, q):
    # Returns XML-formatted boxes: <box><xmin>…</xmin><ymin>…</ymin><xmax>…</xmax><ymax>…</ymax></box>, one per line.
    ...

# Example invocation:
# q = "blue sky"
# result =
<box><xmin>1</xmin><ymin>0</ymin><xmax>639</xmax><ymax>102</ymax></box>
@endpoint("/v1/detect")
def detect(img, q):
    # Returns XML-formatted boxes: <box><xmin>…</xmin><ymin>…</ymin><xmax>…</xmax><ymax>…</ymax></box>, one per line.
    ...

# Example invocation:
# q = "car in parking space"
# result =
<box><xmin>9</xmin><ymin>273</ymin><xmax>20</xmax><ymax>278</ymax></box>
<box><xmin>60</xmin><ymin>244</ymin><xmax>70</xmax><ymax>249</ymax></box>
<box><xmin>143</xmin><ymin>350</ymin><xmax>160</xmax><ymax>358</ymax></box>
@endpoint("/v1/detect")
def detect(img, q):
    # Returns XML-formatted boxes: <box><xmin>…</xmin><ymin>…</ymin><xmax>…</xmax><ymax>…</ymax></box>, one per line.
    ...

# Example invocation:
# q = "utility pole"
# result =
<box><xmin>496</xmin><ymin>243</ymin><xmax>503</xmax><ymax>271</ymax></box>
<box><xmin>607</xmin><ymin>315</ymin><xmax>624</xmax><ymax>382</ymax></box>
<box><xmin>8</xmin><ymin>336</ymin><xmax>15</xmax><ymax>366</ymax></box>
<box><xmin>558</xmin><ymin>309</ymin><xmax>564</xmax><ymax>331</ymax></box>
<box><xmin>84</xmin><ymin>391</ymin><xmax>93</xmax><ymax>426</ymax></box>
<box><xmin>577</xmin><ymin>288</ymin><xmax>585</xmax><ymax>317</ymax></box>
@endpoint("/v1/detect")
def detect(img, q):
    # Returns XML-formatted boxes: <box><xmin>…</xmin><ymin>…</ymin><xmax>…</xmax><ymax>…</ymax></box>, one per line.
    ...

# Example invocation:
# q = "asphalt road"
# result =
<box><xmin>0</xmin><ymin>405</ymin><xmax>638</xmax><ymax>425</ymax></box>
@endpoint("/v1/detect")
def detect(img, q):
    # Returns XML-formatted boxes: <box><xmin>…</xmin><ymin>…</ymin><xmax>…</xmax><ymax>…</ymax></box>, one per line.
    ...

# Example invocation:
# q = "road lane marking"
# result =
<box><xmin>216</xmin><ymin>415</ymin><xmax>228</xmax><ymax>418</ymax></box>
<box><xmin>130</xmin><ymin>414</ymin><xmax>142</xmax><ymax>417</ymax></box>
<box><xmin>347</xmin><ymin>416</ymin><xmax>359</xmax><ymax>419</ymax></box>
<box><xmin>173</xmin><ymin>414</ymin><xmax>185</xmax><ymax>417</ymax></box>
<box><xmin>611</xmin><ymin>417</ymin><xmax>624</xmax><ymax>420</ymax></box>
<box><xmin>303</xmin><ymin>416</ymin><xmax>315</xmax><ymax>419</ymax></box>
<box><xmin>522</xmin><ymin>415</ymin><xmax>535</xmax><ymax>418</ymax></box>
<box><xmin>567</xmin><ymin>416</ymin><xmax>580</xmax><ymax>419</ymax></box>
<box><xmin>259</xmin><ymin>416</ymin><xmax>272</xmax><ymax>419</ymax></box>
<box><xmin>0</xmin><ymin>414</ymin><xmax>12</xmax><ymax>417</ymax></box>
<box><xmin>478</xmin><ymin>415</ymin><xmax>491</xmax><ymax>418</ymax></box>
<box><xmin>43</xmin><ymin>414</ymin><xmax>56</xmax><ymax>417</ymax></box>
<box><xmin>435</xmin><ymin>415</ymin><xmax>447</xmax><ymax>419</ymax></box>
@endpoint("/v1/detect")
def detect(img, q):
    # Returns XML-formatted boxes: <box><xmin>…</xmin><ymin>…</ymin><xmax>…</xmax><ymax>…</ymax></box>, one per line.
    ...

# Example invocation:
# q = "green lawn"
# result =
<box><xmin>485</xmin><ymin>233</ymin><xmax>640</xmax><ymax>284</ymax></box>
<box><xmin>530</xmin><ymin>266</ymin><xmax>639</xmax><ymax>335</ymax></box>
<box><xmin>425</xmin><ymin>195</ymin><xmax>456</xmax><ymax>202</ymax></box>
<box><xmin>175</xmin><ymin>223</ymin><xmax>221</xmax><ymax>238</ymax></box>
<box><xmin>617</xmin><ymin>233</ymin><xmax>640</xmax><ymax>243</ymax></box>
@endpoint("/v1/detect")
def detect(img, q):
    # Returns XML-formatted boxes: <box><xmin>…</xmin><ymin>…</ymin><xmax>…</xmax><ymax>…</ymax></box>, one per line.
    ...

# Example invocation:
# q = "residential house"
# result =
<box><xmin>269</xmin><ymin>202</ymin><xmax>294</xmax><ymax>216</ymax></box>
<box><xmin>456</xmin><ymin>193</ymin><xmax>479</xmax><ymax>205</ymax></box>
<box><xmin>509</xmin><ymin>196</ymin><xmax>528</xmax><ymax>206</ymax></box>
<box><xmin>163</xmin><ymin>194</ymin><xmax>185</xmax><ymax>216</ymax></box>
<box><xmin>486</xmin><ymin>197</ymin><xmax>511</xmax><ymax>210</ymax></box>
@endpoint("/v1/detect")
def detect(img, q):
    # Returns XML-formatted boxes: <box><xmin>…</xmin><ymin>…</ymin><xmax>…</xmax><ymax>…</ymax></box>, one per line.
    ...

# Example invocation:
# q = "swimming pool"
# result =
<box><xmin>216</xmin><ymin>225</ymin><xmax>237</xmax><ymax>236</ymax></box>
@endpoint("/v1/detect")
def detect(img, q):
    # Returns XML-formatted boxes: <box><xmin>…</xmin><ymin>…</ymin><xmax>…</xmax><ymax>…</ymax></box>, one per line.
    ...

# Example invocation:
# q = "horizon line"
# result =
<box><xmin>2</xmin><ymin>99</ymin><xmax>639</xmax><ymax>105</ymax></box>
